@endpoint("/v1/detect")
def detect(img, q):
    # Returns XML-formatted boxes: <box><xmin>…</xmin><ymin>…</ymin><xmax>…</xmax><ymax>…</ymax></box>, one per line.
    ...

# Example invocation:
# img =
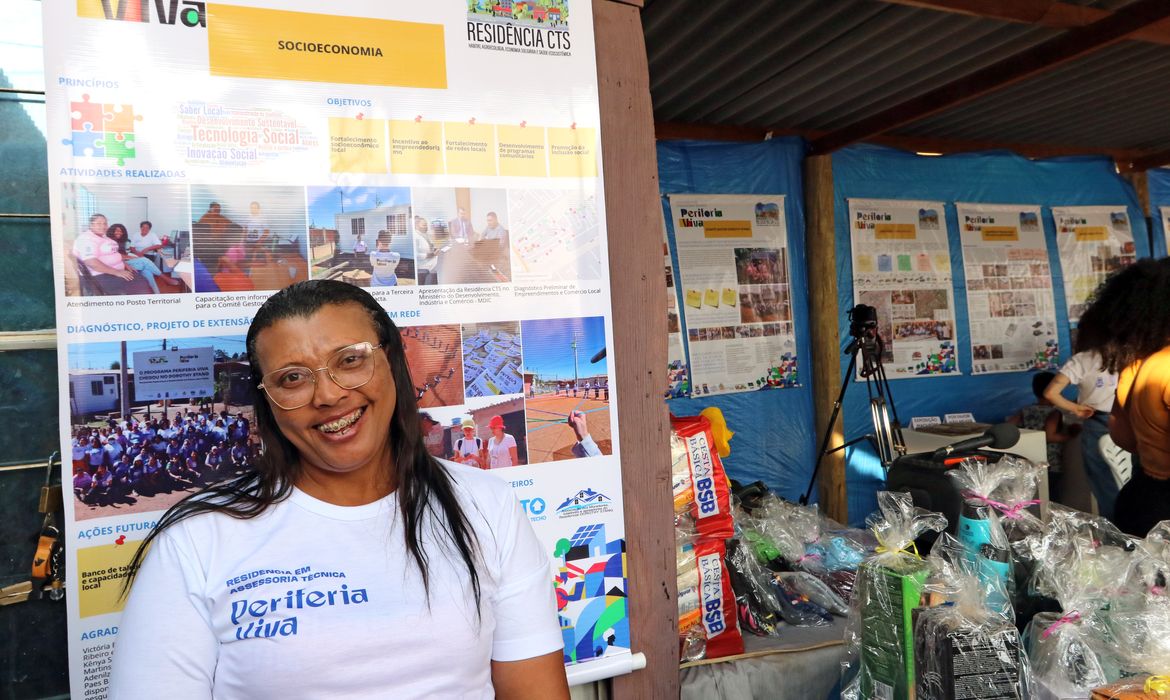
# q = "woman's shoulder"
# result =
<box><xmin>436</xmin><ymin>459</ymin><xmax>516</xmax><ymax>511</ymax></box>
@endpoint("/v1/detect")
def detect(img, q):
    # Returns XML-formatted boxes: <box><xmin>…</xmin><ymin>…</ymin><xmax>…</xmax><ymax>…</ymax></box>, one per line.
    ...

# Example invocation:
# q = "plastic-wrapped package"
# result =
<box><xmin>676</xmin><ymin>536</ymin><xmax>744</xmax><ymax>661</ymax></box>
<box><xmin>1091</xmin><ymin>676</ymin><xmax>1170</xmax><ymax>699</ymax></box>
<box><xmin>1024</xmin><ymin>525</ymin><xmax>1133</xmax><ymax>699</ymax></box>
<box><xmin>913</xmin><ymin>534</ymin><xmax>1027</xmax><ymax>700</ymax></box>
<box><xmin>670</xmin><ymin>414</ymin><xmax>734</xmax><ymax>541</ymax></box>
<box><xmin>753</xmin><ymin>495</ymin><xmax>826</xmax><ymax>571</ymax></box>
<box><xmin>778</xmin><ymin>571</ymin><xmax>849</xmax><ymax>616</ymax></box>
<box><xmin>842</xmin><ymin>491</ymin><xmax>948</xmax><ymax>700</ymax></box>
<box><xmin>769</xmin><ymin>576</ymin><xmax>833</xmax><ymax>626</ymax></box>
<box><xmin>725</xmin><ymin>538</ymin><xmax>782</xmax><ymax>637</ymax></box>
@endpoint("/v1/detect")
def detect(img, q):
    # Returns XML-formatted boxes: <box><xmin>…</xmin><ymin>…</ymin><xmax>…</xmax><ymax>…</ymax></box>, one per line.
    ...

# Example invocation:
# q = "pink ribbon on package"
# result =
<box><xmin>1041</xmin><ymin>611</ymin><xmax>1082</xmax><ymax>639</ymax></box>
<box><xmin>962</xmin><ymin>492</ymin><xmax>1041</xmax><ymax>519</ymax></box>
<box><xmin>795</xmin><ymin>553</ymin><xmax>821</xmax><ymax>565</ymax></box>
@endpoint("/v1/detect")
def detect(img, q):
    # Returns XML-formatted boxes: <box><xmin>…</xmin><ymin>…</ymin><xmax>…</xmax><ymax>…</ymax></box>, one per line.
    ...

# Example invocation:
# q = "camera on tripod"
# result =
<box><xmin>848</xmin><ymin>303</ymin><xmax>878</xmax><ymax>339</ymax></box>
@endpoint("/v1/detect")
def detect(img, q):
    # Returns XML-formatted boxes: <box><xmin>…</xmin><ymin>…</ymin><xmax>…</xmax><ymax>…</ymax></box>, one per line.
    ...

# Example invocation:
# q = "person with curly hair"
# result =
<box><xmin>1077</xmin><ymin>257</ymin><xmax>1170</xmax><ymax>536</ymax></box>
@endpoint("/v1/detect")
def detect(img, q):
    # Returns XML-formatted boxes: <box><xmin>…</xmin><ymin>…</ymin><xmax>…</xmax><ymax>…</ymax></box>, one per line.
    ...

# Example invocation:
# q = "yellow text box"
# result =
<box><xmin>77</xmin><ymin>541</ymin><xmax>141</xmax><ymax>618</ymax></box>
<box><xmin>206</xmin><ymin>4</ymin><xmax>446</xmax><ymax>88</ymax></box>
<box><xmin>874</xmin><ymin>223</ymin><xmax>917</xmax><ymax>240</ymax></box>
<box><xmin>703</xmin><ymin>220</ymin><xmax>752</xmax><ymax>238</ymax></box>
<box><xmin>389</xmin><ymin>120</ymin><xmax>444</xmax><ymax>175</ymax></box>
<box><xmin>444</xmin><ymin>122</ymin><xmax>497</xmax><ymax>176</ymax></box>
<box><xmin>981</xmin><ymin>225</ymin><xmax>1019</xmax><ymax>242</ymax></box>
<box><xmin>498</xmin><ymin>125</ymin><xmax>548</xmax><ymax>177</ymax></box>
<box><xmin>329</xmin><ymin>117</ymin><xmax>388</xmax><ymax>174</ymax></box>
<box><xmin>1075</xmin><ymin>226</ymin><xmax>1108</xmax><ymax>242</ymax></box>
<box><xmin>547</xmin><ymin>127</ymin><xmax>598</xmax><ymax>178</ymax></box>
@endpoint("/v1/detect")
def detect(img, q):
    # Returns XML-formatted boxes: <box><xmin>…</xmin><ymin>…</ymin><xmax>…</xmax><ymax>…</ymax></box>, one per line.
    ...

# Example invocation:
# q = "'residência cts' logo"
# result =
<box><xmin>76</xmin><ymin>0</ymin><xmax>206</xmax><ymax>27</ymax></box>
<box><xmin>555</xmin><ymin>487</ymin><xmax>612</xmax><ymax>519</ymax></box>
<box><xmin>466</xmin><ymin>0</ymin><xmax>572</xmax><ymax>55</ymax></box>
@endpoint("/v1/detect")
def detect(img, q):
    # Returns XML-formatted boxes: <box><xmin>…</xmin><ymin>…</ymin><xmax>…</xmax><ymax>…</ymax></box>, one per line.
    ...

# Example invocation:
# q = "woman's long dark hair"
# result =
<box><xmin>106</xmin><ymin>223</ymin><xmax>129</xmax><ymax>254</ymax></box>
<box><xmin>1076</xmin><ymin>257</ymin><xmax>1170</xmax><ymax>372</ymax></box>
<box><xmin>123</xmin><ymin>280</ymin><xmax>481</xmax><ymax>606</ymax></box>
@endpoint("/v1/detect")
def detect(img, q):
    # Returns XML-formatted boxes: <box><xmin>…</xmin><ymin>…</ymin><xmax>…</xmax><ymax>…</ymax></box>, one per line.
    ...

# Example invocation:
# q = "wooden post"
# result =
<box><xmin>804</xmin><ymin>154</ymin><xmax>848</xmax><ymax>525</ymax></box>
<box><xmin>594</xmin><ymin>1</ymin><xmax>677</xmax><ymax>698</ymax></box>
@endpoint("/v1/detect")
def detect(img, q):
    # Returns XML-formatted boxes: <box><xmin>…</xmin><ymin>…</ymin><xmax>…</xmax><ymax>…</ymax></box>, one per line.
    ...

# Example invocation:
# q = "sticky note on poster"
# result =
<box><xmin>685</xmin><ymin>289</ymin><xmax>702</xmax><ymax>308</ymax></box>
<box><xmin>444</xmin><ymin>121</ymin><xmax>496</xmax><ymax>176</ymax></box>
<box><xmin>547</xmin><ymin>126</ymin><xmax>597</xmax><ymax>177</ymax></box>
<box><xmin>329</xmin><ymin>117</ymin><xmax>388</xmax><ymax>173</ymax></box>
<box><xmin>722</xmin><ymin>288</ymin><xmax>737</xmax><ymax>306</ymax></box>
<box><xmin>77</xmin><ymin>540</ymin><xmax>140</xmax><ymax>618</ymax></box>
<box><xmin>704</xmin><ymin>288</ymin><xmax>720</xmax><ymax>307</ymax></box>
<box><xmin>497</xmin><ymin>125</ymin><xmax>548</xmax><ymax>177</ymax></box>
<box><xmin>389</xmin><ymin>120</ymin><xmax>444</xmax><ymax>174</ymax></box>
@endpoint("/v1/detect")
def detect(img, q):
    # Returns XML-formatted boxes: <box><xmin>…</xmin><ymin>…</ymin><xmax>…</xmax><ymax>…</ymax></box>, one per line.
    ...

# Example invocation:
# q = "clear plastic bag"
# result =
<box><xmin>842</xmin><ymin>491</ymin><xmax>947</xmax><ymax>700</ymax></box>
<box><xmin>913</xmin><ymin>534</ymin><xmax>1028</xmax><ymax>700</ymax></box>
<box><xmin>778</xmin><ymin>571</ymin><xmax>849</xmax><ymax>616</ymax></box>
<box><xmin>725</xmin><ymin>537</ymin><xmax>783</xmax><ymax>637</ymax></box>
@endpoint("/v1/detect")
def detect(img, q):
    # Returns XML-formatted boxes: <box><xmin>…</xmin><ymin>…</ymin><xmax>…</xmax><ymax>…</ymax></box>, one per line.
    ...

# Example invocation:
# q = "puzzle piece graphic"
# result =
<box><xmin>95</xmin><ymin>132</ymin><xmax>136</xmax><ymax>166</ymax></box>
<box><xmin>62</xmin><ymin>125</ymin><xmax>105</xmax><ymax>157</ymax></box>
<box><xmin>102</xmin><ymin>104</ymin><xmax>142</xmax><ymax>134</ymax></box>
<box><xmin>70</xmin><ymin>94</ymin><xmax>102</xmax><ymax>132</ymax></box>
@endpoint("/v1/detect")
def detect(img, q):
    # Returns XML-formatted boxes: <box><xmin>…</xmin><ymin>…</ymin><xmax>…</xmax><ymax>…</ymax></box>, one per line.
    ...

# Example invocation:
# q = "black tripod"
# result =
<box><xmin>799</xmin><ymin>324</ymin><xmax>905</xmax><ymax>505</ymax></box>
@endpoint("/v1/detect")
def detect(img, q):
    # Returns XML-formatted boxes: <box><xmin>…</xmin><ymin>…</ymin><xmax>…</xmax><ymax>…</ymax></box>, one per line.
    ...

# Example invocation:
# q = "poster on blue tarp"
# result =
<box><xmin>667</xmin><ymin>193</ymin><xmax>799</xmax><ymax>396</ymax></box>
<box><xmin>45</xmin><ymin>0</ymin><xmax>634</xmax><ymax>692</ymax></box>
<box><xmin>847</xmin><ymin>198</ymin><xmax>958</xmax><ymax>378</ymax></box>
<box><xmin>664</xmin><ymin>222</ymin><xmax>689</xmax><ymax>398</ymax></box>
<box><xmin>1051</xmin><ymin>205</ymin><xmax>1137</xmax><ymax>324</ymax></box>
<box><xmin>955</xmin><ymin>202</ymin><xmax>1059</xmax><ymax>374</ymax></box>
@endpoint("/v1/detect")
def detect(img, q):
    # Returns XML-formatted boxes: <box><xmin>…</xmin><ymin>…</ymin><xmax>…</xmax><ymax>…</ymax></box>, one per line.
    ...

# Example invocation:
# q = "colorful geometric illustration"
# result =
<box><xmin>63</xmin><ymin>95</ymin><xmax>143</xmax><ymax>166</ymax></box>
<box><xmin>554</xmin><ymin>523</ymin><xmax>629</xmax><ymax>664</ymax></box>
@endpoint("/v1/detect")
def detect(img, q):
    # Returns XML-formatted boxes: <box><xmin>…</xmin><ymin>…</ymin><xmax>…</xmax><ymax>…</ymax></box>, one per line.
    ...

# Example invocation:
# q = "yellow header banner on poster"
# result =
<box><xmin>874</xmin><ymin>223</ymin><xmax>916</xmax><ymax>240</ymax></box>
<box><xmin>702</xmin><ymin>220</ymin><xmax>752</xmax><ymax>238</ymax></box>
<box><xmin>1075</xmin><ymin>226</ymin><xmax>1108</xmax><ymax>241</ymax></box>
<box><xmin>981</xmin><ymin>226</ymin><xmax>1019</xmax><ymax>242</ymax></box>
<box><xmin>206</xmin><ymin>4</ymin><xmax>447</xmax><ymax>88</ymax></box>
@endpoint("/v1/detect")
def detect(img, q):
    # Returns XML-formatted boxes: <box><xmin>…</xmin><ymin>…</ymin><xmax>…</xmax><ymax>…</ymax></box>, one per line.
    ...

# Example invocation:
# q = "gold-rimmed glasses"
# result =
<box><xmin>258</xmin><ymin>342</ymin><xmax>383</xmax><ymax>410</ymax></box>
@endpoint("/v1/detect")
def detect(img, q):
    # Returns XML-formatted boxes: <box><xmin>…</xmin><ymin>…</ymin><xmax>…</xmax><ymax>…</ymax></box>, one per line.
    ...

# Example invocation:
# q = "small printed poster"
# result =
<box><xmin>847</xmin><ymin>198</ymin><xmax>958</xmax><ymax>378</ymax></box>
<box><xmin>1051</xmin><ymin>205</ymin><xmax>1137</xmax><ymax>324</ymax></box>
<box><xmin>667</xmin><ymin>194</ymin><xmax>799</xmax><ymax>396</ymax></box>
<box><xmin>956</xmin><ymin>203</ymin><xmax>1059</xmax><ymax>374</ymax></box>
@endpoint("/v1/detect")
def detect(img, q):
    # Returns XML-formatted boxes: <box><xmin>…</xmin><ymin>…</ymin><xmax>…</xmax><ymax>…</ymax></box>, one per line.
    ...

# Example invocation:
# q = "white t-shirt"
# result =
<box><xmin>243</xmin><ymin>215</ymin><xmax>268</xmax><ymax>243</ymax></box>
<box><xmin>487</xmin><ymin>433</ymin><xmax>517</xmax><ymax>469</ymax></box>
<box><xmin>1058</xmin><ymin>351</ymin><xmax>1118</xmax><ymax>413</ymax></box>
<box><xmin>109</xmin><ymin>461</ymin><xmax>561</xmax><ymax>699</ymax></box>
<box><xmin>131</xmin><ymin>230</ymin><xmax>164</xmax><ymax>254</ymax></box>
<box><xmin>455</xmin><ymin>435</ymin><xmax>482</xmax><ymax>467</ymax></box>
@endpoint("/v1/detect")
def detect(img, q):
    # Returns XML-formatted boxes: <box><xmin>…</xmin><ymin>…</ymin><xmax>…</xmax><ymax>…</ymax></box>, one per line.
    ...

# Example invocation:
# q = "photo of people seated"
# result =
<box><xmin>411</xmin><ymin>187</ymin><xmax>513</xmax><ymax>285</ymax></box>
<box><xmin>60</xmin><ymin>183</ymin><xmax>193</xmax><ymax>296</ymax></box>
<box><xmin>189</xmin><ymin>185</ymin><xmax>309</xmax><ymax>293</ymax></box>
<box><xmin>306</xmin><ymin>186</ymin><xmax>416</xmax><ymax>287</ymax></box>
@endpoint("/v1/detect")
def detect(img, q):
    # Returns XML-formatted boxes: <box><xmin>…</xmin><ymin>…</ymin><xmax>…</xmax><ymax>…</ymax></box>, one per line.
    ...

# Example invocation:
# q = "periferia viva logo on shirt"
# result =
<box><xmin>227</xmin><ymin>566</ymin><xmax>368</xmax><ymax>640</ymax></box>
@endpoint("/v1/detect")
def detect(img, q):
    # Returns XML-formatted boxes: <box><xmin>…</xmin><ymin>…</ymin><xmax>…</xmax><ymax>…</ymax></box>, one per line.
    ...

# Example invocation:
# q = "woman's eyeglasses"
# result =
<box><xmin>258</xmin><ymin>342</ymin><xmax>383</xmax><ymax>410</ymax></box>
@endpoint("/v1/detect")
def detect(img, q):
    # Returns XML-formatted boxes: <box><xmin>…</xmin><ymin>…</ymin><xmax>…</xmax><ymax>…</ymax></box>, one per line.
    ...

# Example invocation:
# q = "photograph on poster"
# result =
<box><xmin>461</xmin><ymin>321</ymin><xmax>523</xmax><ymax>398</ymax></box>
<box><xmin>60</xmin><ymin>182</ymin><xmax>193</xmax><ymax>296</ymax></box>
<box><xmin>189</xmin><ymin>185</ymin><xmax>309</xmax><ymax>293</ymax></box>
<box><xmin>510</xmin><ymin>188</ymin><xmax>602</xmax><ymax>282</ymax></box>
<box><xmin>306</xmin><ymin>186</ymin><xmax>415</xmax><ymax>287</ymax></box>
<box><xmin>410</xmin><ymin>187</ymin><xmax>511</xmax><ymax>285</ymax></box>
<box><xmin>66</xmin><ymin>335</ymin><xmax>258</xmax><ymax>522</ymax></box>
<box><xmin>734</xmin><ymin>248</ymin><xmax>786</xmax><ymax>285</ymax></box>
<box><xmin>738</xmin><ymin>285</ymin><xmax>790</xmax><ymax>324</ymax></box>
<box><xmin>419</xmin><ymin>396</ymin><xmax>529</xmax><ymax>470</ymax></box>
<box><xmin>521</xmin><ymin>316</ymin><xmax>611</xmax><ymax>463</ymax></box>
<box><xmin>400</xmin><ymin>324</ymin><xmax>463</xmax><ymax>408</ymax></box>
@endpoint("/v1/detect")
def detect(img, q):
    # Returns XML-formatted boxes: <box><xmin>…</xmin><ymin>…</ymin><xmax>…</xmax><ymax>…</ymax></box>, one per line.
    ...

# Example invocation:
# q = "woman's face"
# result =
<box><xmin>254</xmin><ymin>303</ymin><xmax>397</xmax><ymax>482</ymax></box>
<box><xmin>492</xmin><ymin>427</ymin><xmax>503</xmax><ymax>438</ymax></box>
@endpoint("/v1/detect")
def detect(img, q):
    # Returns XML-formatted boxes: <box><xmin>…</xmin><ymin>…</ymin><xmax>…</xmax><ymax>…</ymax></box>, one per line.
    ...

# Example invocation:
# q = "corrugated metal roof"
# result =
<box><xmin>643</xmin><ymin>0</ymin><xmax>1170</xmax><ymax>153</ymax></box>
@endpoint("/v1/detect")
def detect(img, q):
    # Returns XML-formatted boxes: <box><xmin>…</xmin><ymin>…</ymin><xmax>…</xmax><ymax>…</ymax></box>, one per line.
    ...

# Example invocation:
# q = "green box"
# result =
<box><xmin>857</xmin><ymin>558</ymin><xmax>928</xmax><ymax>700</ymax></box>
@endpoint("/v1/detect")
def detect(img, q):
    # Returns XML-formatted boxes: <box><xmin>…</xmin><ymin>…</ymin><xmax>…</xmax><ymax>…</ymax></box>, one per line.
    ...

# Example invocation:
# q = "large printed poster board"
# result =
<box><xmin>955</xmin><ymin>203</ymin><xmax>1060</xmax><ymax>374</ymax></box>
<box><xmin>45</xmin><ymin>1</ymin><xmax>633</xmax><ymax>692</ymax></box>
<box><xmin>847</xmin><ymin>199</ymin><xmax>958</xmax><ymax>378</ymax></box>
<box><xmin>667</xmin><ymin>194</ymin><xmax>799</xmax><ymax>396</ymax></box>
<box><xmin>1051</xmin><ymin>205</ymin><xmax>1137</xmax><ymax>324</ymax></box>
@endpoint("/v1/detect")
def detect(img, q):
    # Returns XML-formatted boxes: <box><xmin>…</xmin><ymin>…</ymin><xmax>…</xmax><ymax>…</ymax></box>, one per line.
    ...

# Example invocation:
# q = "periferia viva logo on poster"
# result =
<box><xmin>467</xmin><ymin>0</ymin><xmax>572</xmax><ymax>55</ymax></box>
<box><xmin>76</xmin><ymin>0</ymin><xmax>207</xmax><ymax>27</ymax></box>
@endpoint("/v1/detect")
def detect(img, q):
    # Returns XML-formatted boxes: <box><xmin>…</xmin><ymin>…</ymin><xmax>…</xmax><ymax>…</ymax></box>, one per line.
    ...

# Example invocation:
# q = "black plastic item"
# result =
<box><xmin>769</xmin><ymin>577</ymin><xmax>832</xmax><ymax>626</ymax></box>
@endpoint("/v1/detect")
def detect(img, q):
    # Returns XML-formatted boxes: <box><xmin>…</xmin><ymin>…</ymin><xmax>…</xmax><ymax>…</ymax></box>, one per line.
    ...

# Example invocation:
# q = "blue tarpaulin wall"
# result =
<box><xmin>1147</xmin><ymin>168</ymin><xmax>1170</xmax><ymax>257</ymax></box>
<box><xmin>658</xmin><ymin>138</ymin><xmax>817</xmax><ymax>501</ymax></box>
<box><xmin>834</xmin><ymin>145</ymin><xmax>1151</xmax><ymax>524</ymax></box>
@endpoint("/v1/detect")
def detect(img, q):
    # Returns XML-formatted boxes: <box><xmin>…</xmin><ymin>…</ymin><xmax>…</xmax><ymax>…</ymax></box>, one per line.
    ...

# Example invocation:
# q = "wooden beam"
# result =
<box><xmin>594</xmin><ymin>1</ymin><xmax>677</xmax><ymax>698</ymax></box>
<box><xmin>810</xmin><ymin>0</ymin><xmax>1170</xmax><ymax>155</ymax></box>
<box><xmin>655</xmin><ymin>121</ymin><xmax>1149</xmax><ymax>164</ymax></box>
<box><xmin>804</xmin><ymin>154</ymin><xmax>848</xmax><ymax>525</ymax></box>
<box><xmin>1126</xmin><ymin>149</ymin><xmax>1170</xmax><ymax>173</ymax></box>
<box><xmin>880</xmin><ymin>0</ymin><xmax>1170</xmax><ymax>45</ymax></box>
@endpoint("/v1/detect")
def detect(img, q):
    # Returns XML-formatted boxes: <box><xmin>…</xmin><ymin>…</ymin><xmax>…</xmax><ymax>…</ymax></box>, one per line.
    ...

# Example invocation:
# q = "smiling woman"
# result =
<box><xmin>109</xmin><ymin>280</ymin><xmax>570</xmax><ymax>699</ymax></box>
